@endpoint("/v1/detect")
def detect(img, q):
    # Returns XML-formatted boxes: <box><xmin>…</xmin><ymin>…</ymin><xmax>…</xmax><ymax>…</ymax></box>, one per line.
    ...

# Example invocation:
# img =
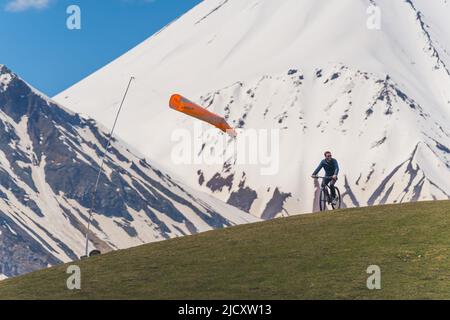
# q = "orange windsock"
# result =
<box><xmin>169</xmin><ymin>94</ymin><xmax>236</xmax><ymax>136</ymax></box>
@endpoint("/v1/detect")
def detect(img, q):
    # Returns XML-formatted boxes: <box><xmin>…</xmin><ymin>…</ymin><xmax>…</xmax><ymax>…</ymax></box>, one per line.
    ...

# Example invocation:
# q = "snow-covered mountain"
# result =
<box><xmin>0</xmin><ymin>65</ymin><xmax>258</xmax><ymax>278</ymax></box>
<box><xmin>55</xmin><ymin>0</ymin><xmax>450</xmax><ymax>218</ymax></box>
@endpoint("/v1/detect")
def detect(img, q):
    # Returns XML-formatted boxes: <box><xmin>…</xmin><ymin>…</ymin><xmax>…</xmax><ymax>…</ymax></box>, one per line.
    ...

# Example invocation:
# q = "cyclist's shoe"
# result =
<box><xmin>332</xmin><ymin>196</ymin><xmax>338</xmax><ymax>206</ymax></box>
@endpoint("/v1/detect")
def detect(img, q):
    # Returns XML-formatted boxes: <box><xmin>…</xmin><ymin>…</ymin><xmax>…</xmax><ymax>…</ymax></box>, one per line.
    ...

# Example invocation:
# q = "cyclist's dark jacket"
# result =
<box><xmin>312</xmin><ymin>158</ymin><xmax>340</xmax><ymax>177</ymax></box>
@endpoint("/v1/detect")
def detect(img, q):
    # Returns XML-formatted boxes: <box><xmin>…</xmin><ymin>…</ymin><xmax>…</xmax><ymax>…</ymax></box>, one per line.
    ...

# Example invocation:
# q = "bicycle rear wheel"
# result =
<box><xmin>319</xmin><ymin>188</ymin><xmax>328</xmax><ymax>211</ymax></box>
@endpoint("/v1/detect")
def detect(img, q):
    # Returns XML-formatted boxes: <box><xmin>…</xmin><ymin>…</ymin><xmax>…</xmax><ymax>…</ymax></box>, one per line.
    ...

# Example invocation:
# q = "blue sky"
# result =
<box><xmin>0</xmin><ymin>0</ymin><xmax>202</xmax><ymax>96</ymax></box>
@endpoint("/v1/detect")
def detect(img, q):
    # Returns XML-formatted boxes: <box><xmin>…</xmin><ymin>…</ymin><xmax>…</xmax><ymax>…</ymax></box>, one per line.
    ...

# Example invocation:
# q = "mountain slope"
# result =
<box><xmin>1</xmin><ymin>201</ymin><xmax>449</xmax><ymax>299</ymax></box>
<box><xmin>55</xmin><ymin>0</ymin><xmax>450</xmax><ymax>218</ymax></box>
<box><xmin>0</xmin><ymin>65</ymin><xmax>259</xmax><ymax>278</ymax></box>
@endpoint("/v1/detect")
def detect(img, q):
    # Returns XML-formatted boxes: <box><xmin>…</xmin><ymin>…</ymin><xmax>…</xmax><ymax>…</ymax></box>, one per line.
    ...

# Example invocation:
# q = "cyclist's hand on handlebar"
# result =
<box><xmin>332</xmin><ymin>175</ymin><xmax>337</xmax><ymax>181</ymax></box>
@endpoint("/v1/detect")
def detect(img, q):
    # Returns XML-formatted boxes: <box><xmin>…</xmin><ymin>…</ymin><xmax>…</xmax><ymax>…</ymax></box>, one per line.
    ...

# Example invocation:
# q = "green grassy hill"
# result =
<box><xmin>1</xmin><ymin>201</ymin><xmax>449</xmax><ymax>300</ymax></box>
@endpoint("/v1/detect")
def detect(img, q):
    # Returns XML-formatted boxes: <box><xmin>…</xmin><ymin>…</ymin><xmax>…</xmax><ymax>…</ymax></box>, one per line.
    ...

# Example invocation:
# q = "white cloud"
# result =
<box><xmin>5</xmin><ymin>0</ymin><xmax>51</xmax><ymax>12</ymax></box>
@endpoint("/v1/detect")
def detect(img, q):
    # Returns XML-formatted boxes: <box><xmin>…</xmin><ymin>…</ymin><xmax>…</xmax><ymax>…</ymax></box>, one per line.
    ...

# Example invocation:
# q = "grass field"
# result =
<box><xmin>0</xmin><ymin>201</ymin><xmax>449</xmax><ymax>300</ymax></box>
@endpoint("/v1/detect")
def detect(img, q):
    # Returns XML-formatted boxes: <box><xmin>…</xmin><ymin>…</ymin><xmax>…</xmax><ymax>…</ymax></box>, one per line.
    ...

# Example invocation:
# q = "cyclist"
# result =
<box><xmin>311</xmin><ymin>151</ymin><xmax>340</xmax><ymax>204</ymax></box>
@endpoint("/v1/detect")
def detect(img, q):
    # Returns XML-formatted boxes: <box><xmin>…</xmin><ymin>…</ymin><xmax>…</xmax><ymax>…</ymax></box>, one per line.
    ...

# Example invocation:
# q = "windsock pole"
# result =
<box><xmin>83</xmin><ymin>76</ymin><xmax>135</xmax><ymax>258</ymax></box>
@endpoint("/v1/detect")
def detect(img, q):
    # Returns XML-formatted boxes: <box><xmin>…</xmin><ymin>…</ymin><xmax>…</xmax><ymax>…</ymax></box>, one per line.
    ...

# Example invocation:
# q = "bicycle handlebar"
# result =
<box><xmin>312</xmin><ymin>175</ymin><xmax>334</xmax><ymax>179</ymax></box>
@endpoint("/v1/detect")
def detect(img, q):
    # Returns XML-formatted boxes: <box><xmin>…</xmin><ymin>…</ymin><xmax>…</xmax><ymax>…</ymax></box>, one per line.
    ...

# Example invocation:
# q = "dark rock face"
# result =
<box><xmin>0</xmin><ymin>66</ymin><xmax>245</xmax><ymax>278</ymax></box>
<box><xmin>261</xmin><ymin>188</ymin><xmax>292</xmax><ymax>220</ymax></box>
<box><xmin>206</xmin><ymin>173</ymin><xmax>234</xmax><ymax>192</ymax></box>
<box><xmin>0</xmin><ymin>212</ymin><xmax>61</xmax><ymax>277</ymax></box>
<box><xmin>227</xmin><ymin>186</ymin><xmax>258</xmax><ymax>213</ymax></box>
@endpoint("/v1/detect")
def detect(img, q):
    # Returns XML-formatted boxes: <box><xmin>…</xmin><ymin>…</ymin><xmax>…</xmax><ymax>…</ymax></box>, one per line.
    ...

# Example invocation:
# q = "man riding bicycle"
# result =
<box><xmin>311</xmin><ymin>151</ymin><xmax>340</xmax><ymax>205</ymax></box>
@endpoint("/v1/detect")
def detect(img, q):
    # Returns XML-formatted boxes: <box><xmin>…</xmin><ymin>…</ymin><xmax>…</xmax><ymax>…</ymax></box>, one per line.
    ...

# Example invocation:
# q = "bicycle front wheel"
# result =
<box><xmin>319</xmin><ymin>188</ymin><xmax>328</xmax><ymax>211</ymax></box>
<box><xmin>331</xmin><ymin>187</ymin><xmax>342</xmax><ymax>210</ymax></box>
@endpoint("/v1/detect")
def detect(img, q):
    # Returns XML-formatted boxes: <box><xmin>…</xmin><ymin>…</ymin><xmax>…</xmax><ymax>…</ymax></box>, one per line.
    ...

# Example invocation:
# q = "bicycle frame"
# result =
<box><xmin>313</xmin><ymin>176</ymin><xmax>341</xmax><ymax>211</ymax></box>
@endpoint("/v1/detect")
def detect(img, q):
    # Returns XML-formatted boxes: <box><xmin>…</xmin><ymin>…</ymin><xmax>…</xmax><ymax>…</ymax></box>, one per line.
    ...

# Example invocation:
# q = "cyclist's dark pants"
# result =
<box><xmin>322</xmin><ymin>178</ymin><xmax>337</xmax><ymax>198</ymax></box>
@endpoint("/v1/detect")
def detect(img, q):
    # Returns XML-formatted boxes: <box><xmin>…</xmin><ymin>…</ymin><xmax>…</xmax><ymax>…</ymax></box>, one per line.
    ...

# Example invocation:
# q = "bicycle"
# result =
<box><xmin>314</xmin><ymin>176</ymin><xmax>342</xmax><ymax>211</ymax></box>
